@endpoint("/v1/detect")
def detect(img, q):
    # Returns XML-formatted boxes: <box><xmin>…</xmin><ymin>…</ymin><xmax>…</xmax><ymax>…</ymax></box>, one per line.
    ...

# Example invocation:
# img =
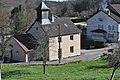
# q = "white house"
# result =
<box><xmin>7</xmin><ymin>1</ymin><xmax>81</xmax><ymax>62</ymax></box>
<box><xmin>87</xmin><ymin>4</ymin><xmax>120</xmax><ymax>43</ymax></box>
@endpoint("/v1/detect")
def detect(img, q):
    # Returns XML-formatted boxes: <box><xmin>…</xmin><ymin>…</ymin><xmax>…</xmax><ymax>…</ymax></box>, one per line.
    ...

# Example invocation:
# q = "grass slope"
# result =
<box><xmin>2</xmin><ymin>59</ymin><xmax>120</xmax><ymax>80</ymax></box>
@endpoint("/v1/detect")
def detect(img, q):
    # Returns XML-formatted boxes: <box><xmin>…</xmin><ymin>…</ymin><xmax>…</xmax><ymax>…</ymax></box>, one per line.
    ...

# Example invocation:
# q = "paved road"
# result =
<box><xmin>13</xmin><ymin>47</ymin><xmax>112</xmax><ymax>65</ymax></box>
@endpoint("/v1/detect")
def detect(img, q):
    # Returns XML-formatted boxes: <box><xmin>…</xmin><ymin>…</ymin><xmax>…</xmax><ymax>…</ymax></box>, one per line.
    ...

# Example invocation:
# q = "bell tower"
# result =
<box><xmin>36</xmin><ymin>1</ymin><xmax>51</xmax><ymax>25</ymax></box>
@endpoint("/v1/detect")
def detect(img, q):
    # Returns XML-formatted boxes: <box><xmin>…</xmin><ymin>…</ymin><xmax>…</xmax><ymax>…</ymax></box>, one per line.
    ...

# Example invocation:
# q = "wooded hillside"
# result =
<box><xmin>0</xmin><ymin>0</ymin><xmax>120</xmax><ymax>31</ymax></box>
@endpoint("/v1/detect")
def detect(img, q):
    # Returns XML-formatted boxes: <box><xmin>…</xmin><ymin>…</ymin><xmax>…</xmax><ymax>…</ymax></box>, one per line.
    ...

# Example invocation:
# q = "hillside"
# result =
<box><xmin>0</xmin><ymin>0</ymin><xmax>43</xmax><ymax>8</ymax></box>
<box><xmin>0</xmin><ymin>0</ymin><xmax>120</xmax><ymax>19</ymax></box>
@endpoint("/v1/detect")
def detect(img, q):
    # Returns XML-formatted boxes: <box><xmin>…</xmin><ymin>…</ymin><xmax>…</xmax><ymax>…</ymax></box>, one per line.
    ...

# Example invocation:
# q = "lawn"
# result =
<box><xmin>1</xmin><ymin>59</ymin><xmax>120</xmax><ymax>80</ymax></box>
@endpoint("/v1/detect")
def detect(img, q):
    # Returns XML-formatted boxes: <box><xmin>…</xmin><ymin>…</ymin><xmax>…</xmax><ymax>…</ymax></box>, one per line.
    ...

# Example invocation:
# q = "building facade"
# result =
<box><xmin>87</xmin><ymin>4</ymin><xmax>120</xmax><ymax>43</ymax></box>
<box><xmin>8</xmin><ymin>1</ymin><xmax>81</xmax><ymax>62</ymax></box>
<box><xmin>87</xmin><ymin>11</ymin><xmax>119</xmax><ymax>43</ymax></box>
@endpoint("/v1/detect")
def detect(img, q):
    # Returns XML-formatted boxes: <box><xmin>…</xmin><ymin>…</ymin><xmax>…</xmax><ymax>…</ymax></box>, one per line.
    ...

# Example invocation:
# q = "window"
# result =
<box><xmin>98</xmin><ymin>24</ymin><xmax>103</xmax><ymax>29</ymax></box>
<box><xmin>10</xmin><ymin>50</ymin><xmax>13</xmax><ymax>59</ymax></box>
<box><xmin>36</xmin><ymin>27</ymin><xmax>38</xmax><ymax>30</ymax></box>
<box><xmin>9</xmin><ymin>44</ymin><xmax>13</xmax><ymax>47</ymax></box>
<box><xmin>108</xmin><ymin>33</ymin><xmax>114</xmax><ymax>38</ymax></box>
<box><xmin>98</xmin><ymin>24</ymin><xmax>100</xmax><ymax>29</ymax></box>
<box><xmin>70</xmin><ymin>35</ymin><xmax>73</xmax><ymax>40</ymax></box>
<box><xmin>16</xmin><ymin>51</ymin><xmax>19</xmax><ymax>53</ymax></box>
<box><xmin>64</xmin><ymin>24</ymin><xmax>68</xmax><ymax>27</ymax></box>
<box><xmin>70</xmin><ymin>46</ymin><xmax>74</xmax><ymax>53</ymax></box>
<box><xmin>42</xmin><ymin>11</ymin><xmax>48</xmax><ymax>19</ymax></box>
<box><xmin>112</xmin><ymin>25</ymin><xmax>115</xmax><ymax>30</ymax></box>
<box><xmin>108</xmin><ymin>25</ymin><xmax>111</xmax><ymax>30</ymax></box>
<box><xmin>98</xmin><ymin>18</ymin><xmax>103</xmax><ymax>22</ymax></box>
<box><xmin>102</xmin><ymin>25</ymin><xmax>104</xmax><ymax>29</ymax></box>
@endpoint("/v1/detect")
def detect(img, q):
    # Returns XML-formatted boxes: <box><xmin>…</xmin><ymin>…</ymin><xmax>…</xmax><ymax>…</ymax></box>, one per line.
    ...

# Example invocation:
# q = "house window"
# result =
<box><xmin>64</xmin><ymin>24</ymin><xmax>68</xmax><ymax>27</ymax></box>
<box><xmin>98</xmin><ymin>24</ymin><xmax>103</xmax><ymax>29</ymax></box>
<box><xmin>102</xmin><ymin>25</ymin><xmax>104</xmax><ymax>29</ymax></box>
<box><xmin>9</xmin><ymin>44</ymin><xmax>13</xmax><ymax>48</ymax></box>
<box><xmin>108</xmin><ymin>25</ymin><xmax>111</xmax><ymax>30</ymax></box>
<box><xmin>98</xmin><ymin>24</ymin><xmax>100</xmax><ymax>29</ymax></box>
<box><xmin>98</xmin><ymin>18</ymin><xmax>103</xmax><ymax>22</ymax></box>
<box><xmin>112</xmin><ymin>25</ymin><xmax>115</xmax><ymax>30</ymax></box>
<box><xmin>10</xmin><ymin>50</ymin><xmax>13</xmax><ymax>59</ymax></box>
<box><xmin>16</xmin><ymin>51</ymin><xmax>19</xmax><ymax>53</ymax></box>
<box><xmin>42</xmin><ymin>11</ymin><xmax>48</xmax><ymax>19</ymax></box>
<box><xmin>108</xmin><ymin>33</ymin><xmax>114</xmax><ymax>38</ymax></box>
<box><xmin>70</xmin><ymin>46</ymin><xmax>74</xmax><ymax>53</ymax></box>
<box><xmin>70</xmin><ymin>35</ymin><xmax>73</xmax><ymax>40</ymax></box>
<box><xmin>36</xmin><ymin>27</ymin><xmax>38</xmax><ymax>30</ymax></box>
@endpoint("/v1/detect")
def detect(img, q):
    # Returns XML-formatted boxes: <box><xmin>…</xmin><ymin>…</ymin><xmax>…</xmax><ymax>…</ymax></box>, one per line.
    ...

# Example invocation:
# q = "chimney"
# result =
<box><xmin>52</xmin><ymin>14</ymin><xmax>55</xmax><ymax>22</ymax></box>
<box><xmin>106</xmin><ymin>9</ymin><xmax>110</xmax><ymax>15</ymax></box>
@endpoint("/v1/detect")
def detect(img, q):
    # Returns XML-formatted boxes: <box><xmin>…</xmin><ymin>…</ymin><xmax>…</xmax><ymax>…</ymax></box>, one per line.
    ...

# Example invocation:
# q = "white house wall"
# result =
<box><xmin>87</xmin><ymin>11</ymin><xmax>119</xmax><ymax>42</ymax></box>
<box><xmin>118</xmin><ymin>24</ymin><xmax>120</xmax><ymax>41</ymax></box>
<box><xmin>8</xmin><ymin>38</ymin><xmax>26</xmax><ymax>62</ymax></box>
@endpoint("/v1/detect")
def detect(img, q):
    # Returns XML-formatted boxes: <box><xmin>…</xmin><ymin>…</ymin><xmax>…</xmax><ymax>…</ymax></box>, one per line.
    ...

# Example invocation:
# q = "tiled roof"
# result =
<box><xmin>108</xmin><ymin>4</ymin><xmax>120</xmax><ymax>15</ymax></box>
<box><xmin>42</xmin><ymin>17</ymin><xmax>81</xmax><ymax>37</ymax></box>
<box><xmin>14</xmin><ymin>33</ymin><xmax>37</xmax><ymax>51</ymax></box>
<box><xmin>109</xmin><ymin>12</ymin><xmax>120</xmax><ymax>23</ymax></box>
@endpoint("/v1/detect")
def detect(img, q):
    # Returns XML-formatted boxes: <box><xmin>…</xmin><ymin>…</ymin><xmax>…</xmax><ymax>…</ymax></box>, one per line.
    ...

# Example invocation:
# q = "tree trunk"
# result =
<box><xmin>110</xmin><ymin>67</ymin><xmax>116</xmax><ymax>80</ymax></box>
<box><xmin>110</xmin><ymin>63</ymin><xmax>118</xmax><ymax>80</ymax></box>
<box><xmin>2</xmin><ymin>53</ymin><xmax>4</xmax><ymax>63</ymax></box>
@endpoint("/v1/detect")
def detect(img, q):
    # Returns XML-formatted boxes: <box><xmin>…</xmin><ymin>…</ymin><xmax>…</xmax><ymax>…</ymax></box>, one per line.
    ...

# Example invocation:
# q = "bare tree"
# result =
<box><xmin>24</xmin><ymin>0</ymin><xmax>36</xmax><ymax>29</ymax></box>
<box><xmin>10</xmin><ymin>5</ymin><xmax>28</xmax><ymax>35</ymax></box>
<box><xmin>108</xmin><ymin>43</ymin><xmax>120</xmax><ymax>80</ymax></box>
<box><xmin>28</xmin><ymin>24</ymin><xmax>57</xmax><ymax>76</ymax></box>
<box><xmin>0</xmin><ymin>7</ymin><xmax>12</xmax><ymax>62</ymax></box>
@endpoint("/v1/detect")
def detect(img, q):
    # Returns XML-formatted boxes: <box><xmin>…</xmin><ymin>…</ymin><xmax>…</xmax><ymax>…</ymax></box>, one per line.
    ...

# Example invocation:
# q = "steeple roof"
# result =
<box><xmin>36</xmin><ymin>1</ymin><xmax>50</xmax><ymax>10</ymax></box>
<box><xmin>41</xmin><ymin>1</ymin><xmax>50</xmax><ymax>10</ymax></box>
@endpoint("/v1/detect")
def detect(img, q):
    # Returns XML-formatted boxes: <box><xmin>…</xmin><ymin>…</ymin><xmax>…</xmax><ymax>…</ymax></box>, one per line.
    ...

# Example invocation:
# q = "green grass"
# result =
<box><xmin>1</xmin><ymin>59</ymin><xmax>120</xmax><ymax>80</ymax></box>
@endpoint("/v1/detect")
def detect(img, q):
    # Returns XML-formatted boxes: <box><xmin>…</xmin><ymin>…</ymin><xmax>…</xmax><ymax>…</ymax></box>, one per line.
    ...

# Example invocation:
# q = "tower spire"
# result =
<box><xmin>36</xmin><ymin>1</ymin><xmax>51</xmax><ymax>25</ymax></box>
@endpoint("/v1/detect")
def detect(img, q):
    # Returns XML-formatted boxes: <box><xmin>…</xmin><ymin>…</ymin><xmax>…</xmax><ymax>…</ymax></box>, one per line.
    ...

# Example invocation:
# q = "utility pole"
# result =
<box><xmin>58</xmin><ymin>24</ymin><xmax>62</xmax><ymax>64</ymax></box>
<box><xmin>43</xmin><ymin>44</ymin><xmax>46</xmax><ymax>80</ymax></box>
<box><xmin>43</xmin><ymin>44</ymin><xmax>46</xmax><ymax>75</ymax></box>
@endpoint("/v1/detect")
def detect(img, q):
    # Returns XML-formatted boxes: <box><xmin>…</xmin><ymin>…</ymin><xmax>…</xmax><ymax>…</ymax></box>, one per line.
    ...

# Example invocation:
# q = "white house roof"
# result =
<box><xmin>87</xmin><ymin>11</ymin><xmax>120</xmax><ymax>23</ymax></box>
<box><xmin>42</xmin><ymin>17</ymin><xmax>81</xmax><ymax>37</ymax></box>
<box><xmin>36</xmin><ymin>1</ymin><xmax>50</xmax><ymax>11</ymax></box>
<box><xmin>41</xmin><ymin>1</ymin><xmax>50</xmax><ymax>10</ymax></box>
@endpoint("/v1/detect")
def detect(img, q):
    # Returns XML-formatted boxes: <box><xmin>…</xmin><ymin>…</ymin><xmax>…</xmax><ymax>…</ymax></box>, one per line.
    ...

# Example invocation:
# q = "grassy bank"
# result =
<box><xmin>1</xmin><ymin>59</ymin><xmax>120</xmax><ymax>80</ymax></box>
